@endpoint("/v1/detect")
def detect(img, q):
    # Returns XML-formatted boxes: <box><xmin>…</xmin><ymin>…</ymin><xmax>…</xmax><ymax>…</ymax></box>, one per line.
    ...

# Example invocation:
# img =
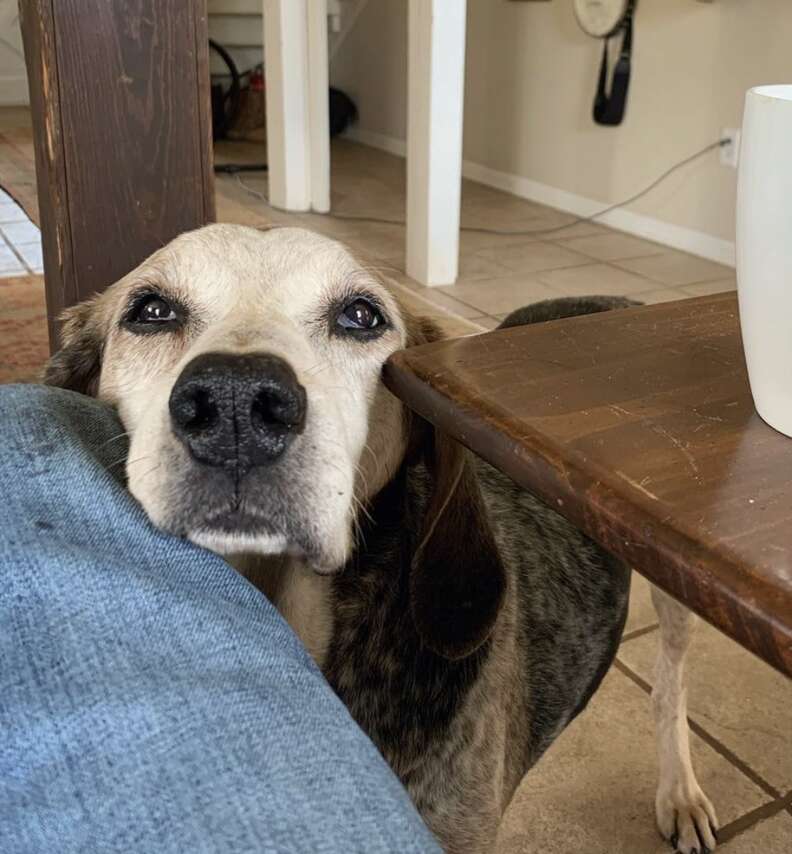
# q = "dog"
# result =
<box><xmin>44</xmin><ymin>224</ymin><xmax>718</xmax><ymax>854</ymax></box>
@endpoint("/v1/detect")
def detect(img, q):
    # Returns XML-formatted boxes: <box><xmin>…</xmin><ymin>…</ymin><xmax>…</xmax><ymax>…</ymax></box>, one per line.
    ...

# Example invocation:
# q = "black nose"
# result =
<box><xmin>169</xmin><ymin>352</ymin><xmax>307</xmax><ymax>471</ymax></box>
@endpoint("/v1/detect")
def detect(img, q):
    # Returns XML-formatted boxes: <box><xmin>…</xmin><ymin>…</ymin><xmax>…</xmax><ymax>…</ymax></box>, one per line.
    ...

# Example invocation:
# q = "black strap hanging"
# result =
<box><xmin>593</xmin><ymin>1</ymin><xmax>635</xmax><ymax>127</ymax></box>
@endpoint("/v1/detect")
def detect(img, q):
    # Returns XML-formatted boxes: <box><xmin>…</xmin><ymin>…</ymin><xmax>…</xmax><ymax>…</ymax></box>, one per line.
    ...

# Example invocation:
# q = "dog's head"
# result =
<box><xmin>46</xmin><ymin>224</ymin><xmax>504</xmax><ymax>657</ymax></box>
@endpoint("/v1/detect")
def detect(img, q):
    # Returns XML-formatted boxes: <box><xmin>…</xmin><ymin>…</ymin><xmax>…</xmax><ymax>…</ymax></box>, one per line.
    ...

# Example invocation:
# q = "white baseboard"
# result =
<box><xmin>343</xmin><ymin>126</ymin><xmax>736</xmax><ymax>267</ymax></box>
<box><xmin>0</xmin><ymin>75</ymin><xmax>29</xmax><ymax>106</ymax></box>
<box><xmin>346</xmin><ymin>126</ymin><xmax>406</xmax><ymax>157</ymax></box>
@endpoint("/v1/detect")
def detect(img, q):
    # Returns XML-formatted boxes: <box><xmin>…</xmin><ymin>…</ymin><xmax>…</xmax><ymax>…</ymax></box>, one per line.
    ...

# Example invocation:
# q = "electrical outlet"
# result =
<box><xmin>720</xmin><ymin>128</ymin><xmax>741</xmax><ymax>168</ymax></box>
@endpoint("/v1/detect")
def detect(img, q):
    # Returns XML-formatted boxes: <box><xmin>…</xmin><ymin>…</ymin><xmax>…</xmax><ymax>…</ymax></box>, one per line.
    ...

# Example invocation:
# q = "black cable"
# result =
<box><xmin>229</xmin><ymin>138</ymin><xmax>728</xmax><ymax>236</ymax></box>
<box><xmin>209</xmin><ymin>39</ymin><xmax>242</xmax><ymax>140</ymax></box>
<box><xmin>214</xmin><ymin>163</ymin><xmax>268</xmax><ymax>175</ymax></box>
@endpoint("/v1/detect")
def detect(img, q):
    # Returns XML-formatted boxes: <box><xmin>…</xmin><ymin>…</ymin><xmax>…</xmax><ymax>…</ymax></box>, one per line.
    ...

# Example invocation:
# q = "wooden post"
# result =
<box><xmin>19</xmin><ymin>0</ymin><xmax>216</xmax><ymax>350</ymax></box>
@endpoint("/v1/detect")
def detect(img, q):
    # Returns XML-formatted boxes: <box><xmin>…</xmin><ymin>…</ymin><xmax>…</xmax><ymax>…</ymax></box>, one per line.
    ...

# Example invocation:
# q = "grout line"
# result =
<box><xmin>386</xmin><ymin>279</ymin><xmax>486</xmax><ymax>331</ymax></box>
<box><xmin>385</xmin><ymin>277</ymin><xmax>491</xmax><ymax>327</ymax></box>
<box><xmin>0</xmin><ymin>223</ymin><xmax>35</xmax><ymax>274</ymax></box>
<box><xmin>611</xmin><ymin>658</ymin><xmax>782</xmax><ymax>801</ymax></box>
<box><xmin>620</xmin><ymin>622</ymin><xmax>659</xmax><ymax>643</ymax></box>
<box><xmin>716</xmin><ymin>790</ymin><xmax>792</xmax><ymax>846</ymax></box>
<box><xmin>0</xmin><ymin>229</ymin><xmax>29</xmax><ymax>276</ymax></box>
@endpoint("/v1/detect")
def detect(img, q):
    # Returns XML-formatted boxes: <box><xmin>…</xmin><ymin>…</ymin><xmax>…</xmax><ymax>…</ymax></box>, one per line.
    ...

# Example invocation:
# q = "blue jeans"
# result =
<box><xmin>0</xmin><ymin>385</ymin><xmax>438</xmax><ymax>854</ymax></box>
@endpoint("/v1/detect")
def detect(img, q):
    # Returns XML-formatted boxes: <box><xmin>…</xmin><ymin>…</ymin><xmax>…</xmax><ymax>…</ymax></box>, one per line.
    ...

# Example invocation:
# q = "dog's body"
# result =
<box><xmin>44</xmin><ymin>224</ymin><xmax>717</xmax><ymax>853</ymax></box>
<box><xmin>323</xmin><ymin>456</ymin><xmax>630</xmax><ymax>850</ymax></box>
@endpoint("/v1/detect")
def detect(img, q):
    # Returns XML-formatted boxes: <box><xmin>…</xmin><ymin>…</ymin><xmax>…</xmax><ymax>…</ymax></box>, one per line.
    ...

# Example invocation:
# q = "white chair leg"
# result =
<box><xmin>307</xmin><ymin>0</ymin><xmax>330</xmax><ymax>213</ymax></box>
<box><xmin>406</xmin><ymin>0</ymin><xmax>467</xmax><ymax>286</ymax></box>
<box><xmin>263</xmin><ymin>0</ymin><xmax>311</xmax><ymax>211</ymax></box>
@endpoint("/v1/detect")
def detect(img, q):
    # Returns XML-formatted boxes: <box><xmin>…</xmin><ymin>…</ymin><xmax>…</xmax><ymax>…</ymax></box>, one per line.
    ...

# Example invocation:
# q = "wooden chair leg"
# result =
<box><xmin>20</xmin><ymin>0</ymin><xmax>215</xmax><ymax>351</ymax></box>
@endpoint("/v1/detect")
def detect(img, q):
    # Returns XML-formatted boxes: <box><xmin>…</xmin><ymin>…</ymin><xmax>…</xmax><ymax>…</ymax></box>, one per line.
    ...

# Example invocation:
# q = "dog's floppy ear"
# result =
<box><xmin>43</xmin><ymin>297</ymin><xmax>104</xmax><ymax>395</ymax></box>
<box><xmin>410</xmin><ymin>429</ymin><xmax>506</xmax><ymax>660</ymax></box>
<box><xmin>402</xmin><ymin>314</ymin><xmax>506</xmax><ymax>660</ymax></box>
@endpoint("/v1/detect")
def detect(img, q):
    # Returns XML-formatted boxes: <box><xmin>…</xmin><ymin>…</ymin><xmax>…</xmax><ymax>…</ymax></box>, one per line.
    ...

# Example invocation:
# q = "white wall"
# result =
<box><xmin>0</xmin><ymin>1</ymin><xmax>28</xmax><ymax>106</ymax></box>
<box><xmin>330</xmin><ymin>0</ymin><xmax>792</xmax><ymax>261</ymax></box>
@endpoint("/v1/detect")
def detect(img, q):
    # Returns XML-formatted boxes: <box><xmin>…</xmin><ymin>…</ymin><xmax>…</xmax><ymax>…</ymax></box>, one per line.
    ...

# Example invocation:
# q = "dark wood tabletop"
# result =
<box><xmin>385</xmin><ymin>292</ymin><xmax>792</xmax><ymax>677</ymax></box>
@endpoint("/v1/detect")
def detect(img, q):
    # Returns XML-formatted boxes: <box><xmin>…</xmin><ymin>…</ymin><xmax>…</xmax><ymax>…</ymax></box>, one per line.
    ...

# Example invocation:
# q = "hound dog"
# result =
<box><xmin>44</xmin><ymin>224</ymin><xmax>718</xmax><ymax>854</ymax></box>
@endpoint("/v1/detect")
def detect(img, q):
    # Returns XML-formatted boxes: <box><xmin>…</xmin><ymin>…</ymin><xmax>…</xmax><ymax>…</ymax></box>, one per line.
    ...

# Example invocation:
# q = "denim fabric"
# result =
<box><xmin>0</xmin><ymin>385</ymin><xmax>438</xmax><ymax>854</ymax></box>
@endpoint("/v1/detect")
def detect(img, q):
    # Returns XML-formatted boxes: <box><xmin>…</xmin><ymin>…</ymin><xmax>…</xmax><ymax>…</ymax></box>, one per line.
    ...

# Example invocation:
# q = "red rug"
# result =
<box><xmin>0</xmin><ymin>275</ymin><xmax>49</xmax><ymax>383</ymax></box>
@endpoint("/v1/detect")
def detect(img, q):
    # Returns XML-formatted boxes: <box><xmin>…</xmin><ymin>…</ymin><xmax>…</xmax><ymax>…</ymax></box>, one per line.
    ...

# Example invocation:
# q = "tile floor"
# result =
<box><xmin>213</xmin><ymin>139</ymin><xmax>789</xmax><ymax>853</ymax></box>
<box><xmin>0</xmin><ymin>186</ymin><xmax>42</xmax><ymax>277</ymax></box>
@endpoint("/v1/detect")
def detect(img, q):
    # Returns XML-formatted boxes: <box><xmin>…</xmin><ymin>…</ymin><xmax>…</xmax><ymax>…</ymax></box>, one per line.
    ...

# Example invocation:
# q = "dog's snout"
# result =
<box><xmin>169</xmin><ymin>352</ymin><xmax>306</xmax><ymax>471</ymax></box>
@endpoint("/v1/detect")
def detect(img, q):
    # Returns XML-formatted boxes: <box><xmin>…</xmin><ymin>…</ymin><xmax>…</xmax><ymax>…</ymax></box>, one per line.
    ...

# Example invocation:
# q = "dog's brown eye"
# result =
<box><xmin>122</xmin><ymin>292</ymin><xmax>183</xmax><ymax>334</ymax></box>
<box><xmin>135</xmin><ymin>296</ymin><xmax>176</xmax><ymax>323</ymax></box>
<box><xmin>337</xmin><ymin>298</ymin><xmax>384</xmax><ymax>332</ymax></box>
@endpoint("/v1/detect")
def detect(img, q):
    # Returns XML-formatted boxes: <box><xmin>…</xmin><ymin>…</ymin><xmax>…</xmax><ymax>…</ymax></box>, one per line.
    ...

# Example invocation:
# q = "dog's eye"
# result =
<box><xmin>336</xmin><ymin>298</ymin><xmax>385</xmax><ymax>332</ymax></box>
<box><xmin>134</xmin><ymin>295</ymin><xmax>176</xmax><ymax>324</ymax></box>
<box><xmin>123</xmin><ymin>293</ymin><xmax>181</xmax><ymax>332</ymax></box>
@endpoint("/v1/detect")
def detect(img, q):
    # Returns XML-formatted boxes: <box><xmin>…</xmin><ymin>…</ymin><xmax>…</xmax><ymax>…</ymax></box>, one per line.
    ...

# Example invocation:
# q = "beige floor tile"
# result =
<box><xmin>386</xmin><ymin>279</ymin><xmax>485</xmax><ymax>336</ymax></box>
<box><xmin>636</xmin><ymin>287</ymin><xmax>692</xmax><ymax>305</ymax></box>
<box><xmin>461</xmin><ymin>179</ymin><xmax>547</xmax><ymax>212</ymax></box>
<box><xmin>721</xmin><ymin>811</ymin><xmax>792</xmax><ymax>853</ymax></box>
<box><xmin>215</xmin><ymin>177</ymin><xmax>292</xmax><ymax>229</ymax></box>
<box><xmin>477</xmin><ymin>240</ymin><xmax>591</xmax><ymax>274</ymax></box>
<box><xmin>535</xmin><ymin>263</ymin><xmax>654</xmax><ymax>297</ymax></box>
<box><xmin>462</xmin><ymin>219</ymin><xmax>609</xmax><ymax>242</ymax></box>
<box><xmin>343</xmin><ymin>222</ymin><xmax>406</xmax><ymax>261</ymax></box>
<box><xmin>556</xmin><ymin>232</ymin><xmax>666</xmax><ymax>262</ymax></box>
<box><xmin>681</xmin><ymin>277</ymin><xmax>738</xmax><ymax>297</ymax></box>
<box><xmin>540</xmin><ymin>220</ymin><xmax>612</xmax><ymax>240</ymax></box>
<box><xmin>497</xmin><ymin>667</ymin><xmax>770</xmax><ymax>854</ymax></box>
<box><xmin>619</xmin><ymin>622</ymin><xmax>792</xmax><ymax>791</ymax></box>
<box><xmin>292</xmin><ymin>212</ymin><xmax>374</xmax><ymax>240</ymax></box>
<box><xmin>456</xmin><ymin>252</ymin><xmax>514</xmax><ymax>279</ymax></box>
<box><xmin>389</xmin><ymin>277</ymin><xmax>486</xmax><ymax>319</ymax></box>
<box><xmin>458</xmin><ymin>228</ymin><xmax>542</xmax><ymax>255</ymax></box>
<box><xmin>435</xmin><ymin>315</ymin><xmax>487</xmax><ymax>338</ymax></box>
<box><xmin>623</xmin><ymin>574</ymin><xmax>659</xmax><ymax>635</ymax></box>
<box><xmin>615</xmin><ymin>251</ymin><xmax>732</xmax><ymax>286</ymax></box>
<box><xmin>436</xmin><ymin>274</ymin><xmax>557</xmax><ymax>316</ymax></box>
<box><xmin>473</xmin><ymin>315</ymin><xmax>501</xmax><ymax>331</ymax></box>
<box><xmin>381</xmin><ymin>251</ymin><xmax>513</xmax><ymax>282</ymax></box>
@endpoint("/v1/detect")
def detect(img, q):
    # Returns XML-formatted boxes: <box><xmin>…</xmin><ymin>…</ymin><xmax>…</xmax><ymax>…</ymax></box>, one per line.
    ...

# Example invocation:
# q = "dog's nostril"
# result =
<box><xmin>171</xmin><ymin>385</ymin><xmax>219</xmax><ymax>434</ymax></box>
<box><xmin>250</xmin><ymin>386</ymin><xmax>305</xmax><ymax>432</ymax></box>
<box><xmin>184</xmin><ymin>388</ymin><xmax>219</xmax><ymax>431</ymax></box>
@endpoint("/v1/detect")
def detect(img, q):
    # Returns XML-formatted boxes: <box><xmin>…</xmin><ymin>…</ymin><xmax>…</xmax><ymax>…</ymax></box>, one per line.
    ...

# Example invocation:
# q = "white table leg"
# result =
<box><xmin>406</xmin><ymin>0</ymin><xmax>467</xmax><ymax>286</ymax></box>
<box><xmin>307</xmin><ymin>0</ymin><xmax>331</xmax><ymax>213</ymax></box>
<box><xmin>263</xmin><ymin>0</ymin><xmax>311</xmax><ymax>211</ymax></box>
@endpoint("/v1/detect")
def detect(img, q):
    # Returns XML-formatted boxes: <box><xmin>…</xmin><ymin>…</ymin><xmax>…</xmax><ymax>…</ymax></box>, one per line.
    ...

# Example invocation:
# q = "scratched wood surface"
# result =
<box><xmin>20</xmin><ymin>0</ymin><xmax>215</xmax><ymax>350</ymax></box>
<box><xmin>385</xmin><ymin>292</ymin><xmax>792</xmax><ymax>677</ymax></box>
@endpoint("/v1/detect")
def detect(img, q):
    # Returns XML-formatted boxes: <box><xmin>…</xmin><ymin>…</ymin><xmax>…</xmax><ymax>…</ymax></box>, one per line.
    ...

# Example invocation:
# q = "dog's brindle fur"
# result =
<box><xmin>327</xmin><ymin>453</ymin><xmax>630</xmax><ymax>850</ymax></box>
<box><xmin>43</xmin><ymin>228</ymin><xmax>717</xmax><ymax>854</ymax></box>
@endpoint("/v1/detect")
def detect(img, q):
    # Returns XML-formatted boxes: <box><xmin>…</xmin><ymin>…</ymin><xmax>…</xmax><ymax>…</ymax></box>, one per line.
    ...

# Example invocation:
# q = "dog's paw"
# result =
<box><xmin>656</xmin><ymin>785</ymin><xmax>718</xmax><ymax>854</ymax></box>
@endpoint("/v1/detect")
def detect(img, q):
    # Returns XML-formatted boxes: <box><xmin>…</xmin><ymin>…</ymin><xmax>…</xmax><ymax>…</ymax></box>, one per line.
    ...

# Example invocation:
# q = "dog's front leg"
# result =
<box><xmin>651</xmin><ymin>586</ymin><xmax>718</xmax><ymax>854</ymax></box>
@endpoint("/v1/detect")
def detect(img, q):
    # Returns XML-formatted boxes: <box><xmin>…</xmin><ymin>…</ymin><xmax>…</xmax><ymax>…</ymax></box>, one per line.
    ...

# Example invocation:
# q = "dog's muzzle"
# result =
<box><xmin>169</xmin><ymin>352</ymin><xmax>306</xmax><ymax>473</ymax></box>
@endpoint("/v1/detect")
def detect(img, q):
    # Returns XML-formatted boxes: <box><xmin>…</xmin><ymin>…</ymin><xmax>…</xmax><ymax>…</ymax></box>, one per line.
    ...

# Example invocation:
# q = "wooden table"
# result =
<box><xmin>385</xmin><ymin>292</ymin><xmax>792</xmax><ymax>677</ymax></box>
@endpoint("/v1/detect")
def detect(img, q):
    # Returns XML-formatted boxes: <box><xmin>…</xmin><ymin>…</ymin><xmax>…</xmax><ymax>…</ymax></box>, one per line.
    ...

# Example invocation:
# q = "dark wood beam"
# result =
<box><xmin>20</xmin><ymin>0</ymin><xmax>215</xmax><ymax>350</ymax></box>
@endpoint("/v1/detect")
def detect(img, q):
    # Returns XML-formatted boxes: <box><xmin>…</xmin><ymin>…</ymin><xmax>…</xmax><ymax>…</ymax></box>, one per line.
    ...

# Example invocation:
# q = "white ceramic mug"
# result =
<box><xmin>737</xmin><ymin>84</ymin><xmax>792</xmax><ymax>438</ymax></box>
